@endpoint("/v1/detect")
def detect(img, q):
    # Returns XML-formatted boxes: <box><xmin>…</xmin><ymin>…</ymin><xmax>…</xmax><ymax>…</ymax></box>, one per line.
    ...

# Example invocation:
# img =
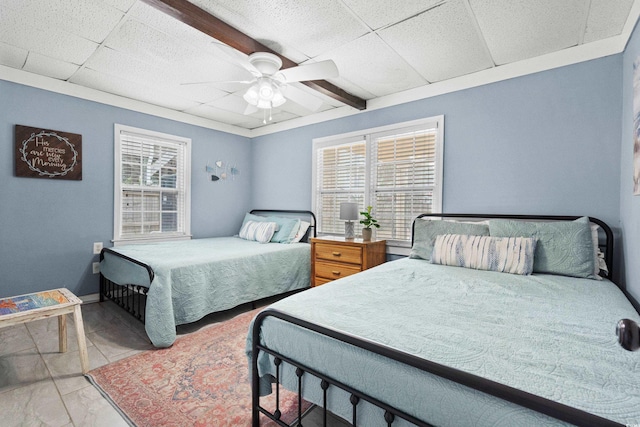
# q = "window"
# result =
<box><xmin>312</xmin><ymin>116</ymin><xmax>443</xmax><ymax>249</ymax></box>
<box><xmin>113</xmin><ymin>124</ymin><xmax>191</xmax><ymax>244</ymax></box>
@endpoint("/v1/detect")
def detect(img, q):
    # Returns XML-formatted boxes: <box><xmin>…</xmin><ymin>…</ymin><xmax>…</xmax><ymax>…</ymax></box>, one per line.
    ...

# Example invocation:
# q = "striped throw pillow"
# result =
<box><xmin>430</xmin><ymin>234</ymin><xmax>537</xmax><ymax>275</ymax></box>
<box><xmin>239</xmin><ymin>220</ymin><xmax>277</xmax><ymax>243</ymax></box>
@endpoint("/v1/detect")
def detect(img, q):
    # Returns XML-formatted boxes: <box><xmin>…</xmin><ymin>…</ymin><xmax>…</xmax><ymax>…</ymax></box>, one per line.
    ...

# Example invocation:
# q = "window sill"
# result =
<box><xmin>112</xmin><ymin>235</ymin><xmax>192</xmax><ymax>246</ymax></box>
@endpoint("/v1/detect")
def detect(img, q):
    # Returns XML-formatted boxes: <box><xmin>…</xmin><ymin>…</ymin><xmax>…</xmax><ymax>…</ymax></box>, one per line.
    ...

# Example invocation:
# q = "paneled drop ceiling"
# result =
<box><xmin>0</xmin><ymin>0</ymin><xmax>638</xmax><ymax>136</ymax></box>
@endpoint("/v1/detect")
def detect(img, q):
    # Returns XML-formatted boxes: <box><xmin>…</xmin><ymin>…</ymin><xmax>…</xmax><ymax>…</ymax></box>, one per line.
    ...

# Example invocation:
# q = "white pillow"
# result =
<box><xmin>291</xmin><ymin>221</ymin><xmax>311</xmax><ymax>243</ymax></box>
<box><xmin>239</xmin><ymin>220</ymin><xmax>277</xmax><ymax>243</ymax></box>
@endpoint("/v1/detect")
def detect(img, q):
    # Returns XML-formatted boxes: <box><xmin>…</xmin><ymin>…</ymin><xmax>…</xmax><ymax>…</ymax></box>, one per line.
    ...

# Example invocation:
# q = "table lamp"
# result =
<box><xmin>340</xmin><ymin>202</ymin><xmax>359</xmax><ymax>239</ymax></box>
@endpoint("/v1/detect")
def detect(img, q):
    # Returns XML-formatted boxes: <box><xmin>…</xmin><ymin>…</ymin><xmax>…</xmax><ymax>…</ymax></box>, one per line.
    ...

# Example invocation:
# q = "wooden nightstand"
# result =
<box><xmin>310</xmin><ymin>236</ymin><xmax>386</xmax><ymax>287</ymax></box>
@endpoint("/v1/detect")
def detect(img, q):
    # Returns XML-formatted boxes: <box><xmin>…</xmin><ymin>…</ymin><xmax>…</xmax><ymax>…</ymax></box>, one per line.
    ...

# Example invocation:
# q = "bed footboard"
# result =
<box><xmin>251</xmin><ymin>309</ymin><xmax>623</xmax><ymax>427</ymax></box>
<box><xmin>99</xmin><ymin>274</ymin><xmax>149</xmax><ymax>323</ymax></box>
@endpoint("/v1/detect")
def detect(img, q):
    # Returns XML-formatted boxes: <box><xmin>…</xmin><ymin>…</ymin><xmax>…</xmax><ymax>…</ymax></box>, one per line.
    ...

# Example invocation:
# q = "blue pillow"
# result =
<box><xmin>488</xmin><ymin>216</ymin><xmax>597</xmax><ymax>279</ymax></box>
<box><xmin>268</xmin><ymin>217</ymin><xmax>300</xmax><ymax>243</ymax></box>
<box><xmin>410</xmin><ymin>219</ymin><xmax>490</xmax><ymax>261</ymax></box>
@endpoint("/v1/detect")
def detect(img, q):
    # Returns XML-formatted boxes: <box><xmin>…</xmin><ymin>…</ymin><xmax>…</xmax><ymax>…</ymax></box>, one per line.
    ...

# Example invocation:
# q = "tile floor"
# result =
<box><xmin>0</xmin><ymin>299</ymin><xmax>350</xmax><ymax>427</ymax></box>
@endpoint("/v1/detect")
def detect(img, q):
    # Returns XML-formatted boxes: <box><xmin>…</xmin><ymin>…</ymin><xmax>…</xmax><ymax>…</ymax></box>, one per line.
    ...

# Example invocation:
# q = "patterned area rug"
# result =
<box><xmin>87</xmin><ymin>309</ymin><xmax>308</xmax><ymax>426</ymax></box>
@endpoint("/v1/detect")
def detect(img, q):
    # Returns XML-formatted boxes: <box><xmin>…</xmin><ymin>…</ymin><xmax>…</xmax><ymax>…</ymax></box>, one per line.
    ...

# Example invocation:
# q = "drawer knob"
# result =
<box><xmin>332</xmin><ymin>271</ymin><xmax>341</xmax><ymax>276</ymax></box>
<box><xmin>332</xmin><ymin>252</ymin><xmax>341</xmax><ymax>257</ymax></box>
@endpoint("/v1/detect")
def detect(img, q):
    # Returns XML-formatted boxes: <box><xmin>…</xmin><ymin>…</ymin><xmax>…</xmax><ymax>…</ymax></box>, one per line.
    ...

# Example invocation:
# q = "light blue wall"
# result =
<box><xmin>252</xmin><ymin>56</ymin><xmax>622</xmax><ymax>235</ymax></box>
<box><xmin>0</xmin><ymin>80</ymin><xmax>251</xmax><ymax>298</ymax></box>
<box><xmin>621</xmin><ymin>22</ymin><xmax>640</xmax><ymax>302</ymax></box>
<box><xmin>1</xmin><ymin>52</ymin><xmax>628</xmax><ymax>299</ymax></box>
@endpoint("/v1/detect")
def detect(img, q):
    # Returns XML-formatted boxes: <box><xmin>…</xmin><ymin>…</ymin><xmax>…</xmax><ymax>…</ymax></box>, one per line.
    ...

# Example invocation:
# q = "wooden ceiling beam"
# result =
<box><xmin>140</xmin><ymin>0</ymin><xmax>367</xmax><ymax>110</ymax></box>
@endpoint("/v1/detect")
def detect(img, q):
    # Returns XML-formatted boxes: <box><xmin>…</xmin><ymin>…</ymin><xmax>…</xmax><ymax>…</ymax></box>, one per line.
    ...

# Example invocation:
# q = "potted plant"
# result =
<box><xmin>359</xmin><ymin>206</ymin><xmax>380</xmax><ymax>241</ymax></box>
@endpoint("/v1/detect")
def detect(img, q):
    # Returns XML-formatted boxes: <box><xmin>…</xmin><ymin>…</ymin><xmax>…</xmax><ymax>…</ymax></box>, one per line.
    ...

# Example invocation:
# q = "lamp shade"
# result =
<box><xmin>339</xmin><ymin>202</ymin><xmax>359</xmax><ymax>221</ymax></box>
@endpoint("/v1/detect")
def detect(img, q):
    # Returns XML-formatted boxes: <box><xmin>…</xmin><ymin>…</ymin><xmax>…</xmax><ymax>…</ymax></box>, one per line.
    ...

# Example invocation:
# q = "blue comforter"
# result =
<box><xmin>248</xmin><ymin>258</ymin><xmax>640</xmax><ymax>426</ymax></box>
<box><xmin>101</xmin><ymin>237</ymin><xmax>310</xmax><ymax>347</ymax></box>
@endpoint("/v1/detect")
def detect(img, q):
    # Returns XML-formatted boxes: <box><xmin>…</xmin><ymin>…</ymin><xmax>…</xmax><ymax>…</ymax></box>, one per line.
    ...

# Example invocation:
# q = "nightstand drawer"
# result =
<box><xmin>315</xmin><ymin>261</ymin><xmax>361</xmax><ymax>280</ymax></box>
<box><xmin>315</xmin><ymin>243</ymin><xmax>362</xmax><ymax>265</ymax></box>
<box><xmin>314</xmin><ymin>277</ymin><xmax>333</xmax><ymax>287</ymax></box>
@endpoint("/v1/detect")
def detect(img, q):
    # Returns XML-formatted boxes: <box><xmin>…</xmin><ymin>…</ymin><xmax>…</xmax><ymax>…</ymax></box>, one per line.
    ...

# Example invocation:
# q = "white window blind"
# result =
<box><xmin>315</xmin><ymin>139</ymin><xmax>366</xmax><ymax>234</ymax></box>
<box><xmin>312</xmin><ymin>117</ymin><xmax>443</xmax><ymax>248</ymax></box>
<box><xmin>371</xmin><ymin>127</ymin><xmax>438</xmax><ymax>242</ymax></box>
<box><xmin>114</xmin><ymin>125</ymin><xmax>191</xmax><ymax>243</ymax></box>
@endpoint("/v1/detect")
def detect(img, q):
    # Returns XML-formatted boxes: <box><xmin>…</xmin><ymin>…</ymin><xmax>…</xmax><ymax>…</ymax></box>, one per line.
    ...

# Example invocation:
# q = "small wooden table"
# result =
<box><xmin>0</xmin><ymin>288</ymin><xmax>89</xmax><ymax>374</ymax></box>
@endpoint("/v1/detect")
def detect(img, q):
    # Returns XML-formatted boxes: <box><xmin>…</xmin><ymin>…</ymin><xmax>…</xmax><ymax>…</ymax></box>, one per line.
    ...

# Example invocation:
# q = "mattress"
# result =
<box><xmin>101</xmin><ymin>237</ymin><xmax>310</xmax><ymax>347</ymax></box>
<box><xmin>248</xmin><ymin>258</ymin><xmax>640</xmax><ymax>426</ymax></box>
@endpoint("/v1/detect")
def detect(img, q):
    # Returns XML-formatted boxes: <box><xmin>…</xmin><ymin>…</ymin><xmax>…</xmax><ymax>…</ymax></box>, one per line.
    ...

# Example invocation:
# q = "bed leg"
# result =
<box><xmin>321</xmin><ymin>380</ymin><xmax>329</xmax><ymax>427</ymax></box>
<box><xmin>296</xmin><ymin>368</ymin><xmax>304</xmax><ymax>426</ymax></box>
<box><xmin>350</xmin><ymin>394</ymin><xmax>360</xmax><ymax>426</ymax></box>
<box><xmin>99</xmin><ymin>274</ymin><xmax>105</xmax><ymax>302</ymax></box>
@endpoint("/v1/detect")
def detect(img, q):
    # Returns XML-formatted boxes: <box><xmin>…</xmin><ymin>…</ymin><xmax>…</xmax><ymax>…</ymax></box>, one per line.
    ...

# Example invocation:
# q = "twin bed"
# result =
<box><xmin>248</xmin><ymin>214</ymin><xmax>640</xmax><ymax>427</ymax></box>
<box><xmin>99</xmin><ymin>209</ymin><xmax>315</xmax><ymax>347</ymax></box>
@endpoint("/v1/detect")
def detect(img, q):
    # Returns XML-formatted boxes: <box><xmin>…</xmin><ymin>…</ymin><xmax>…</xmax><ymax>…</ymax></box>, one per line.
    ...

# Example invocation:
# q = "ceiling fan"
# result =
<box><xmin>186</xmin><ymin>45</ymin><xmax>339</xmax><ymax>121</ymax></box>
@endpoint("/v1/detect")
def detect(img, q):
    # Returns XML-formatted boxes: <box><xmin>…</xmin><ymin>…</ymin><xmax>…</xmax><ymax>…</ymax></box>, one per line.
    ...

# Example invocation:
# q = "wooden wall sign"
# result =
<box><xmin>15</xmin><ymin>125</ymin><xmax>82</xmax><ymax>180</ymax></box>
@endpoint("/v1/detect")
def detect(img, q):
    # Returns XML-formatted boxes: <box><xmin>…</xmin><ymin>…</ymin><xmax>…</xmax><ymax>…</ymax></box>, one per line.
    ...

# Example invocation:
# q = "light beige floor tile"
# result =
<box><xmin>98</xmin><ymin>300</ymin><xmax>150</xmax><ymax>340</ymax></box>
<box><xmin>62</xmin><ymin>383</ymin><xmax>130</xmax><ymax>427</ymax></box>
<box><xmin>0</xmin><ymin>379</ymin><xmax>71</xmax><ymax>427</ymax></box>
<box><xmin>81</xmin><ymin>301</ymin><xmax>131</xmax><ymax>335</ymax></box>
<box><xmin>0</xmin><ymin>324</ymin><xmax>36</xmax><ymax>357</ymax></box>
<box><xmin>86</xmin><ymin>317</ymin><xmax>152</xmax><ymax>361</ymax></box>
<box><xmin>43</xmin><ymin>346</ymin><xmax>109</xmax><ymax>396</ymax></box>
<box><xmin>0</xmin><ymin>348</ymin><xmax>49</xmax><ymax>393</ymax></box>
<box><xmin>28</xmin><ymin>316</ymin><xmax>94</xmax><ymax>354</ymax></box>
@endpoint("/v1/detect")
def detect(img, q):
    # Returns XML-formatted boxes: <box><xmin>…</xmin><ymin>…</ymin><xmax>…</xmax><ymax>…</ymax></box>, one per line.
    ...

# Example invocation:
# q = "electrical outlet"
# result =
<box><xmin>92</xmin><ymin>262</ymin><xmax>100</xmax><ymax>274</ymax></box>
<box><xmin>93</xmin><ymin>242</ymin><xmax>103</xmax><ymax>255</ymax></box>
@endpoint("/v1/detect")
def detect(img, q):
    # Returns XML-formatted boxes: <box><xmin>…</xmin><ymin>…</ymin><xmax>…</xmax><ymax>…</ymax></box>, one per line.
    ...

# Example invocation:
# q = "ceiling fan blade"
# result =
<box><xmin>277</xmin><ymin>60</ymin><xmax>338</xmax><ymax>83</ymax></box>
<box><xmin>210</xmin><ymin>42</ymin><xmax>261</xmax><ymax>77</ymax></box>
<box><xmin>180</xmin><ymin>79</ymin><xmax>254</xmax><ymax>86</ymax></box>
<box><xmin>281</xmin><ymin>85</ymin><xmax>324</xmax><ymax>112</ymax></box>
<box><xmin>243</xmin><ymin>104</ymin><xmax>259</xmax><ymax>115</ymax></box>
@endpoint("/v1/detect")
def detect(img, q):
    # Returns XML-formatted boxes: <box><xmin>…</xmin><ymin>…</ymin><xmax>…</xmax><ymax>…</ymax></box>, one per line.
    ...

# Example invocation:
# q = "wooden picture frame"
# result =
<box><xmin>15</xmin><ymin>125</ymin><xmax>82</xmax><ymax>180</ymax></box>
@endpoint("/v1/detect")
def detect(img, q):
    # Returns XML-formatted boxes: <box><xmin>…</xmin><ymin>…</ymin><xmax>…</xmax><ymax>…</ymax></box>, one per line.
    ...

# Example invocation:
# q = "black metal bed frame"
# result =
<box><xmin>98</xmin><ymin>209</ymin><xmax>317</xmax><ymax>326</ymax></box>
<box><xmin>251</xmin><ymin>213</ymin><xmax>637</xmax><ymax>427</ymax></box>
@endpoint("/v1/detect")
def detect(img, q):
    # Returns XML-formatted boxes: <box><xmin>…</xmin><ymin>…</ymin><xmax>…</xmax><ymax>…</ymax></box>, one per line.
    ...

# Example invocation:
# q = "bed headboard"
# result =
<box><xmin>411</xmin><ymin>213</ymin><xmax>614</xmax><ymax>282</ymax></box>
<box><xmin>249</xmin><ymin>209</ymin><xmax>317</xmax><ymax>242</ymax></box>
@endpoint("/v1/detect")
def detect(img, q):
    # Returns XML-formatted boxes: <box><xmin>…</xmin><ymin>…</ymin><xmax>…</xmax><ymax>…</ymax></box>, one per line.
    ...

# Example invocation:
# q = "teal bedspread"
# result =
<box><xmin>248</xmin><ymin>258</ymin><xmax>640</xmax><ymax>426</ymax></box>
<box><xmin>101</xmin><ymin>237</ymin><xmax>310</xmax><ymax>347</ymax></box>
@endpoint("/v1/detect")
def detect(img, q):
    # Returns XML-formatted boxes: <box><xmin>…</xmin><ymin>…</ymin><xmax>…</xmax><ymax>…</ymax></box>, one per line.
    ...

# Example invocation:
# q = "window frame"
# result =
<box><xmin>113</xmin><ymin>124</ymin><xmax>192</xmax><ymax>245</ymax></box>
<box><xmin>311</xmin><ymin>116</ymin><xmax>444</xmax><ymax>254</ymax></box>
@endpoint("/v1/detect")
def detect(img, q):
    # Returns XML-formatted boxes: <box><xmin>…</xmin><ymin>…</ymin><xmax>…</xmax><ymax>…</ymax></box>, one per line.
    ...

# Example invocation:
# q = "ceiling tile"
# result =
<box><xmin>206</xmin><ymin>93</ymin><xmax>253</xmax><ymax>115</ymax></box>
<box><xmin>379</xmin><ymin>0</ymin><xmax>493</xmax><ymax>82</ymax></box>
<box><xmin>316</xmin><ymin>33</ymin><xmax>427</xmax><ymax>97</ymax></box>
<box><xmin>469</xmin><ymin>0</ymin><xmax>586</xmax><ymax>65</ymax></box>
<box><xmin>183</xmin><ymin>103</ymin><xmax>252</xmax><ymax>125</ymax></box>
<box><xmin>104</xmin><ymin>18</ymin><xmax>251</xmax><ymax>85</ymax></box>
<box><xmin>127</xmin><ymin>2</ymin><xmax>220</xmax><ymax>52</ymax></box>
<box><xmin>99</xmin><ymin>0</ymin><xmax>136</xmax><ymax>13</ymax></box>
<box><xmin>70</xmin><ymin>68</ymin><xmax>200</xmax><ymax>111</ymax></box>
<box><xmin>83</xmin><ymin>47</ymin><xmax>228</xmax><ymax>104</ymax></box>
<box><xmin>191</xmin><ymin>0</ymin><xmax>369</xmax><ymax>57</ymax></box>
<box><xmin>341</xmin><ymin>0</ymin><xmax>443</xmax><ymax>30</ymax></box>
<box><xmin>1</xmin><ymin>0</ymin><xmax>124</xmax><ymax>44</ymax></box>
<box><xmin>23</xmin><ymin>53</ymin><xmax>79</xmax><ymax>80</ymax></box>
<box><xmin>583</xmin><ymin>0</ymin><xmax>634</xmax><ymax>43</ymax></box>
<box><xmin>0</xmin><ymin>5</ymin><xmax>99</xmax><ymax>64</ymax></box>
<box><xmin>105</xmin><ymin>18</ymin><xmax>201</xmax><ymax>65</ymax></box>
<box><xmin>0</xmin><ymin>42</ymin><xmax>27</xmax><ymax>69</ymax></box>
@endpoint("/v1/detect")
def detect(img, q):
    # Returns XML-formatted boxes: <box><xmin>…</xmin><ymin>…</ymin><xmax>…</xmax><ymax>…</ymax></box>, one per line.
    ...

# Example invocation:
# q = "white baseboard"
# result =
<box><xmin>80</xmin><ymin>293</ymin><xmax>101</xmax><ymax>304</ymax></box>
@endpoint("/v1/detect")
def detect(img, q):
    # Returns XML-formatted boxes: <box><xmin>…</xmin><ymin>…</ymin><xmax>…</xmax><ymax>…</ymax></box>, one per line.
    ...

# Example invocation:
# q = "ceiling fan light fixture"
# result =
<box><xmin>243</xmin><ymin>84</ymin><xmax>259</xmax><ymax>105</ymax></box>
<box><xmin>244</xmin><ymin>79</ymin><xmax>286</xmax><ymax>110</ymax></box>
<box><xmin>258</xmin><ymin>80</ymin><xmax>275</xmax><ymax>100</ymax></box>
